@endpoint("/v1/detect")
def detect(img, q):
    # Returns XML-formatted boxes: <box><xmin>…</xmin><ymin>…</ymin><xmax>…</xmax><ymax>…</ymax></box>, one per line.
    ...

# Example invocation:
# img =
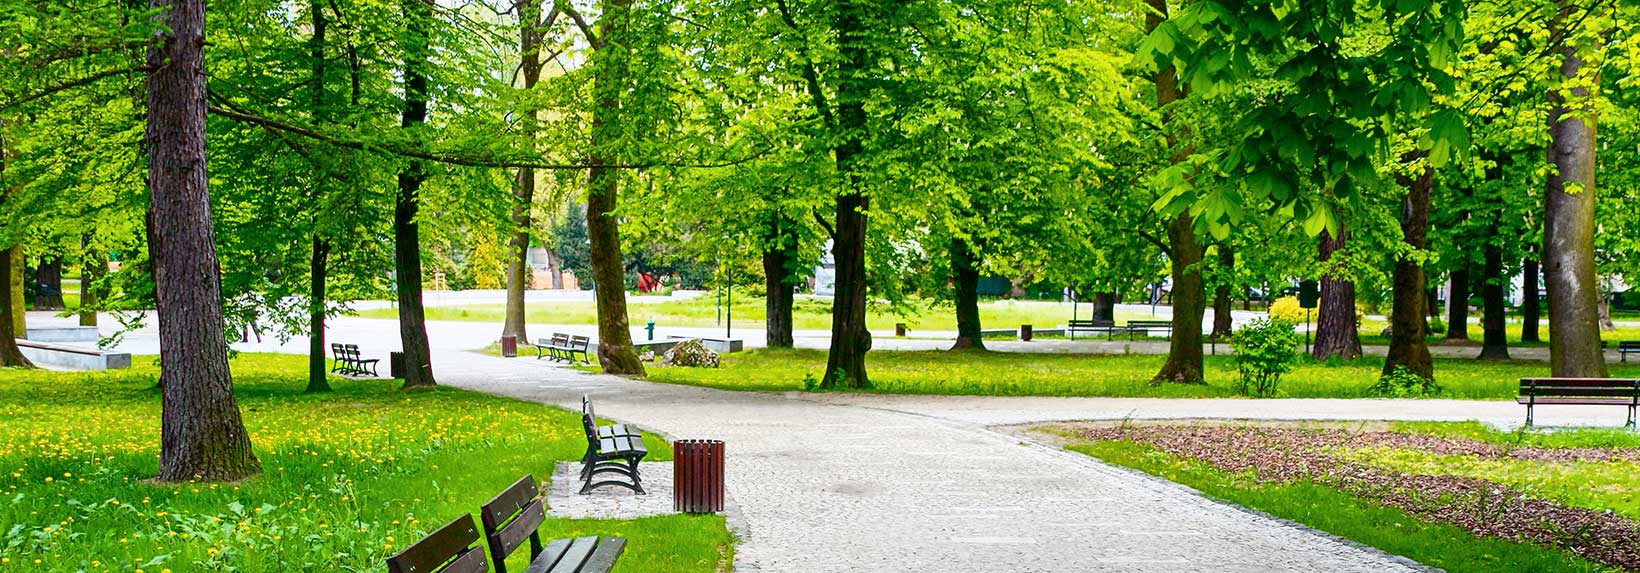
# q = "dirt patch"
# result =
<box><xmin>1068</xmin><ymin>424</ymin><xmax>1640</xmax><ymax>571</ymax></box>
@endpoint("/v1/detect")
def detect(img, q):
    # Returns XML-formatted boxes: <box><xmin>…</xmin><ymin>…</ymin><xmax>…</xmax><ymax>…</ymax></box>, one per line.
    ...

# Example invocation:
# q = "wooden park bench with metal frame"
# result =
<box><xmin>479</xmin><ymin>476</ymin><xmax>627</xmax><ymax>573</ymax></box>
<box><xmin>580</xmin><ymin>406</ymin><xmax>646</xmax><ymax>495</ymax></box>
<box><xmin>1518</xmin><ymin>378</ymin><xmax>1640</xmax><ymax>430</ymax></box>
<box><xmin>1066</xmin><ymin>319</ymin><xmax>1125</xmax><ymax>341</ymax></box>
<box><xmin>1124</xmin><ymin>320</ymin><xmax>1174</xmax><ymax>340</ymax></box>
<box><xmin>535</xmin><ymin>333</ymin><xmax>592</xmax><ymax>364</ymax></box>
<box><xmin>385</xmin><ymin>494</ymin><xmax>625</xmax><ymax>573</ymax></box>
<box><xmin>532</xmin><ymin>334</ymin><xmax>570</xmax><ymax>361</ymax></box>
<box><xmin>1620</xmin><ymin>341</ymin><xmax>1640</xmax><ymax>363</ymax></box>
<box><xmin>330</xmin><ymin>343</ymin><xmax>380</xmax><ymax>376</ymax></box>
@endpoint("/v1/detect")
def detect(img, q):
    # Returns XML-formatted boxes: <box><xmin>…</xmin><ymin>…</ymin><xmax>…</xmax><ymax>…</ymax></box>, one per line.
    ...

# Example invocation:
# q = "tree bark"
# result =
<box><xmin>819</xmin><ymin>0</ymin><xmax>873</xmax><ymax>389</ymax></box>
<box><xmin>762</xmin><ymin>219</ymin><xmax>796</xmax><ymax>349</ymax></box>
<box><xmin>586</xmin><ymin>0</ymin><xmax>644</xmax><ymax>376</ymax></box>
<box><xmin>1542</xmin><ymin>1</ymin><xmax>1608</xmax><ymax>378</ymax></box>
<box><xmin>1384</xmin><ymin>164</ymin><xmax>1434</xmax><ymax>380</ymax></box>
<box><xmin>1478</xmin><ymin>240</ymin><xmax>1510</xmax><ymax>360</ymax></box>
<box><xmin>1444</xmin><ymin>265</ymin><xmax>1470</xmax><ymax>342</ymax></box>
<box><xmin>1155</xmin><ymin>213</ymin><xmax>1206</xmax><ymax>384</ymax></box>
<box><xmin>147</xmin><ymin>0</ymin><xmax>261</xmax><ymax>481</ymax></box>
<box><xmin>0</xmin><ymin>243</ymin><xmax>31</xmax><ymax>367</ymax></box>
<box><xmin>1521</xmin><ymin>257</ymin><xmax>1541</xmax><ymax>342</ymax></box>
<box><xmin>7</xmin><ymin>245</ymin><xmax>21</xmax><ymax>338</ymax></box>
<box><xmin>950</xmin><ymin>237</ymin><xmax>985</xmax><ymax>351</ymax></box>
<box><xmin>503</xmin><ymin>0</ymin><xmax>545</xmax><ymax>344</ymax></box>
<box><xmin>307</xmin><ymin>238</ymin><xmax>332</xmax><ymax>392</ymax></box>
<box><xmin>32</xmin><ymin>256</ymin><xmax>64</xmax><ymax>311</ymax></box>
<box><xmin>1145</xmin><ymin>0</ymin><xmax>1204</xmax><ymax>384</ymax></box>
<box><xmin>1312</xmin><ymin>228</ymin><xmax>1362</xmax><ymax>360</ymax></box>
<box><xmin>395</xmin><ymin>0</ymin><xmax>437</xmax><ymax>388</ymax></box>
<box><xmin>1211</xmin><ymin>246</ymin><xmax>1233</xmax><ymax>339</ymax></box>
<box><xmin>1092</xmin><ymin>292</ymin><xmax>1115</xmax><ymax>324</ymax></box>
<box><xmin>78</xmin><ymin>235</ymin><xmax>100</xmax><ymax>327</ymax></box>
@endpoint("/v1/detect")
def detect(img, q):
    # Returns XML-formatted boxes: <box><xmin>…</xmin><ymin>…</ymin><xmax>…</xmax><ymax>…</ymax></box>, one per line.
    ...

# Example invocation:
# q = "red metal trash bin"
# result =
<box><xmin>501</xmin><ymin>335</ymin><xmax>518</xmax><ymax>358</ymax></box>
<box><xmin>673</xmin><ymin>440</ymin><xmax>725</xmax><ymax>513</ymax></box>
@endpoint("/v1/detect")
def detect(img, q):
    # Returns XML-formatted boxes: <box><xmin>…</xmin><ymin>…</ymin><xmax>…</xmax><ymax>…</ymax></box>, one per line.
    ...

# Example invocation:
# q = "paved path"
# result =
<box><xmin>441</xmin><ymin>351</ymin><xmax>1430</xmax><ymax>572</ymax></box>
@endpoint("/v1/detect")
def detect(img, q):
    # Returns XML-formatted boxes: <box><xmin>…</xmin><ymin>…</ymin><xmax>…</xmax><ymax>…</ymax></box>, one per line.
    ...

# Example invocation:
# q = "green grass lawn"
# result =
<box><xmin>0</xmin><ymin>355</ymin><xmax>731</xmax><ymax>572</ymax></box>
<box><xmin>1063</xmin><ymin>438</ymin><xmax>1614</xmax><ymax>573</ymax></box>
<box><xmin>1357</xmin><ymin>318</ymin><xmax>1640</xmax><ymax>347</ymax></box>
<box><xmin>352</xmin><ymin>295</ymin><xmax>1157</xmax><ymax>332</ymax></box>
<box><xmin>637</xmin><ymin>347</ymin><xmax>1640</xmax><ymax>399</ymax></box>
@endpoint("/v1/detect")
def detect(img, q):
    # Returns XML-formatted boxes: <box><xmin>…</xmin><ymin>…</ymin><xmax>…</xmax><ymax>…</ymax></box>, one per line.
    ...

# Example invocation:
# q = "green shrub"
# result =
<box><xmin>1428</xmin><ymin>317</ymin><xmax>1447</xmax><ymax>335</ymax></box>
<box><xmin>1232</xmin><ymin>318</ymin><xmax>1301</xmax><ymax>396</ymax></box>
<box><xmin>1371</xmin><ymin>365</ymin><xmax>1442</xmax><ymax>397</ymax></box>
<box><xmin>1268</xmin><ymin>296</ymin><xmax>1305</xmax><ymax>322</ymax></box>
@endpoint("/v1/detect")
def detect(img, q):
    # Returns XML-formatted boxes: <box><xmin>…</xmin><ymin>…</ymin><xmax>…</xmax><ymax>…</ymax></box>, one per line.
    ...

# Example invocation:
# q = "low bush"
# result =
<box><xmin>1370</xmin><ymin>365</ymin><xmax>1442</xmax><ymax>397</ymax></box>
<box><xmin>1232</xmin><ymin>318</ymin><xmax>1301</xmax><ymax>396</ymax></box>
<box><xmin>1268</xmin><ymin>296</ymin><xmax>1305</xmax><ymax>322</ymax></box>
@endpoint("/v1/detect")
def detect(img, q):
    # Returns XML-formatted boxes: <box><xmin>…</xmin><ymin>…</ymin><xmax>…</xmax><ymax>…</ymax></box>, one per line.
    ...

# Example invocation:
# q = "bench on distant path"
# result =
<box><xmin>330</xmin><ymin>343</ymin><xmax>379</xmax><ymax>376</ymax></box>
<box><xmin>533</xmin><ymin>334</ymin><xmax>570</xmax><ymax>360</ymax></box>
<box><xmin>1620</xmin><ymin>342</ymin><xmax>1640</xmax><ymax>363</ymax></box>
<box><xmin>580</xmin><ymin>401</ymin><xmax>646</xmax><ymax>494</ymax></box>
<box><xmin>1124</xmin><ymin>320</ymin><xmax>1174</xmax><ymax>340</ymax></box>
<box><xmin>16</xmin><ymin>339</ymin><xmax>130</xmax><ymax>371</ymax></box>
<box><xmin>1066</xmin><ymin>319</ymin><xmax>1125</xmax><ymax>341</ymax></box>
<box><xmin>480</xmin><ymin>476</ymin><xmax>627</xmax><ymax>573</ymax></box>
<box><xmin>535</xmin><ymin>333</ymin><xmax>592</xmax><ymax>364</ymax></box>
<box><xmin>1518</xmin><ymin>378</ymin><xmax>1639</xmax><ymax>429</ymax></box>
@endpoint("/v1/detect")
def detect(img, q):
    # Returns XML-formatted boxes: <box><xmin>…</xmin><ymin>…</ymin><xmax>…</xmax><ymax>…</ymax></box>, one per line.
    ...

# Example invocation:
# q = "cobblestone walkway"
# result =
<box><xmin>440</xmin><ymin>350</ymin><xmax>1426</xmax><ymax>572</ymax></box>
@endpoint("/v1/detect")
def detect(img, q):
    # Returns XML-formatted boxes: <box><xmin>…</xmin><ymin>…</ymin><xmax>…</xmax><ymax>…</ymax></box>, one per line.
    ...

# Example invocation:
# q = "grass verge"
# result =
<box><xmin>0</xmin><ymin>354</ymin><xmax>730</xmax><ymax>572</ymax></box>
<box><xmin>1066</xmin><ymin>439</ymin><xmax>1615</xmax><ymax>573</ymax></box>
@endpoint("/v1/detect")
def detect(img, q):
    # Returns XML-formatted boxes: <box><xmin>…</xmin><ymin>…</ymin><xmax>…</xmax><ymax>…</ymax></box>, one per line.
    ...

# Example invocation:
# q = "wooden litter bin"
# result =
<box><xmin>673</xmin><ymin>440</ymin><xmax>725</xmax><ymax>513</ymax></box>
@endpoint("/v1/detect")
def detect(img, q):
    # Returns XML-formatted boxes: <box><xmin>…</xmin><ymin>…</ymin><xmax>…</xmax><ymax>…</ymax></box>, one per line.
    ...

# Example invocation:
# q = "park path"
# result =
<box><xmin>439</xmin><ymin>350</ymin><xmax>1428</xmax><ymax>573</ymax></box>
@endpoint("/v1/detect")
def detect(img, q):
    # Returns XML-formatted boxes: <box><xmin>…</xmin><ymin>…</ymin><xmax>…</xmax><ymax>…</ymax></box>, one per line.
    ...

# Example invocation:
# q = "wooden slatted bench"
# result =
<box><xmin>1518</xmin><ymin>378</ymin><xmax>1639</xmax><ymax>429</ymax></box>
<box><xmin>1620</xmin><ymin>342</ymin><xmax>1640</xmax><ymax>363</ymax></box>
<box><xmin>330</xmin><ymin>343</ymin><xmax>380</xmax><ymax>376</ymax></box>
<box><xmin>479</xmin><ymin>476</ymin><xmax>626</xmax><ymax>573</ymax></box>
<box><xmin>533</xmin><ymin>334</ymin><xmax>569</xmax><ymax>361</ymax></box>
<box><xmin>580</xmin><ymin>407</ymin><xmax>646</xmax><ymax>494</ymax></box>
<box><xmin>1066</xmin><ymin>319</ymin><xmax>1124</xmax><ymax>341</ymax></box>
<box><xmin>1125</xmin><ymin>320</ymin><xmax>1174</xmax><ymax>340</ymax></box>
<box><xmin>582</xmin><ymin>395</ymin><xmax>636</xmax><ymax>443</ymax></box>
<box><xmin>385</xmin><ymin>497</ymin><xmax>625</xmax><ymax>573</ymax></box>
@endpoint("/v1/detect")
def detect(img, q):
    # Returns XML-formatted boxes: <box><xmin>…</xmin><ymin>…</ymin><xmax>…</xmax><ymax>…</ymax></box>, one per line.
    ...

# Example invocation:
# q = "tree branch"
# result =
<box><xmin>557</xmin><ymin>1</ymin><xmax>601</xmax><ymax>48</ymax></box>
<box><xmin>812</xmin><ymin>210</ymin><xmax>836</xmax><ymax>240</ymax></box>
<box><xmin>773</xmin><ymin>0</ymin><xmax>835</xmax><ymax>129</ymax></box>
<box><xmin>0</xmin><ymin>65</ymin><xmax>151</xmax><ymax>111</ymax></box>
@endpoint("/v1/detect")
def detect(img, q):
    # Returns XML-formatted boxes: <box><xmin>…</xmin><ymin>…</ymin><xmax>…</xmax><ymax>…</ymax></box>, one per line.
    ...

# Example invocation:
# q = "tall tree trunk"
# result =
<box><xmin>7</xmin><ymin>245</ymin><xmax>21</xmax><ymax>338</ymax></box>
<box><xmin>1146</xmin><ymin>0</ymin><xmax>1203</xmax><ymax>384</ymax></box>
<box><xmin>1445</xmin><ymin>265</ymin><xmax>1470</xmax><ymax>342</ymax></box>
<box><xmin>0</xmin><ymin>243</ymin><xmax>31</xmax><ymax>367</ymax></box>
<box><xmin>304</xmin><ymin>0</ymin><xmax>333</xmax><ymax>393</ymax></box>
<box><xmin>307</xmin><ymin>238</ymin><xmax>332</xmax><ymax>392</ymax></box>
<box><xmin>1521</xmin><ymin>257</ymin><xmax>1541</xmax><ymax>342</ymax></box>
<box><xmin>1155</xmin><ymin>213</ymin><xmax>1206</xmax><ymax>383</ymax></box>
<box><xmin>503</xmin><ymin>0</ymin><xmax>545</xmax><ymax>344</ymax></box>
<box><xmin>586</xmin><ymin>0</ymin><xmax>644</xmax><ymax>376</ymax></box>
<box><xmin>1312</xmin><ymin>228</ymin><xmax>1362</xmax><ymax>359</ymax></box>
<box><xmin>1543</xmin><ymin>1</ymin><xmax>1607</xmax><ymax>377</ymax></box>
<box><xmin>819</xmin><ymin>0</ymin><xmax>873</xmax><ymax>389</ymax></box>
<box><xmin>762</xmin><ymin>220</ymin><xmax>796</xmax><ymax>349</ymax></box>
<box><xmin>950</xmin><ymin>237</ymin><xmax>984</xmax><ymax>351</ymax></box>
<box><xmin>1211</xmin><ymin>246</ymin><xmax>1233</xmax><ymax>339</ymax></box>
<box><xmin>1092</xmin><ymin>291</ymin><xmax>1115</xmax><ymax>324</ymax></box>
<box><xmin>147</xmin><ymin>0</ymin><xmax>261</xmax><ymax>482</ymax></box>
<box><xmin>1385</xmin><ymin>164</ymin><xmax>1434</xmax><ymax>380</ymax></box>
<box><xmin>32</xmin><ymin>256</ymin><xmax>64</xmax><ymax>311</ymax></box>
<box><xmin>1479</xmin><ymin>241</ymin><xmax>1510</xmax><ymax>360</ymax></box>
<box><xmin>395</xmin><ymin>0</ymin><xmax>437</xmax><ymax>388</ymax></box>
<box><xmin>78</xmin><ymin>235</ymin><xmax>100</xmax><ymax>327</ymax></box>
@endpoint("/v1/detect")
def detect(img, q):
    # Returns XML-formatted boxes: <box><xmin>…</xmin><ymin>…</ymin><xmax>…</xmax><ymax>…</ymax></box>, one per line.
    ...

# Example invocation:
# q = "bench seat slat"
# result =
<box><xmin>1517</xmin><ymin>397</ymin><xmax>1638</xmax><ymax>406</ymax></box>
<box><xmin>1521</xmin><ymin>378</ymin><xmax>1640</xmax><ymax>386</ymax></box>
<box><xmin>525</xmin><ymin>538</ymin><xmax>574</xmax><ymax>573</ymax></box>
<box><xmin>547</xmin><ymin>537</ymin><xmax>601</xmax><ymax>573</ymax></box>
<box><xmin>1520</xmin><ymin>387</ymin><xmax>1640</xmax><ymax>397</ymax></box>
<box><xmin>577</xmin><ymin>538</ymin><xmax>625</xmax><ymax>573</ymax></box>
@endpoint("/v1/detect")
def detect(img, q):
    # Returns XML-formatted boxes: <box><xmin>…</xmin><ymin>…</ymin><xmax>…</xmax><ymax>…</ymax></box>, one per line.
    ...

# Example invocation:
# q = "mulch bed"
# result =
<box><xmin>1075</xmin><ymin>425</ymin><xmax>1640</xmax><ymax>571</ymax></box>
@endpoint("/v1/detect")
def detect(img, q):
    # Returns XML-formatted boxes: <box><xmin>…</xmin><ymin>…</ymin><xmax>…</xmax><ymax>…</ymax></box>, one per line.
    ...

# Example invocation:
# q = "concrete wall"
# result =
<box><xmin>17</xmin><ymin>340</ymin><xmax>131</xmax><ymax>370</ymax></box>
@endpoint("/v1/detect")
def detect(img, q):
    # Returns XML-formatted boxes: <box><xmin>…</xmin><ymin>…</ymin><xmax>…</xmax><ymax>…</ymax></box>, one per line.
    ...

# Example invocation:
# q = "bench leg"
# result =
<box><xmin>1525</xmin><ymin>404</ymin><xmax>1534</xmax><ymax>429</ymax></box>
<box><xmin>1628</xmin><ymin>406</ymin><xmax>1636</xmax><ymax>431</ymax></box>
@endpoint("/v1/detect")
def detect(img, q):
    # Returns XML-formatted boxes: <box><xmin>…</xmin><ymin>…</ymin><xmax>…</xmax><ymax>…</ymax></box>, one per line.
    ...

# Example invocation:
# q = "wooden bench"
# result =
<box><xmin>1620</xmin><ymin>341</ymin><xmax>1640</xmax><ymax>363</ymax></box>
<box><xmin>385</xmin><ymin>497</ymin><xmax>625</xmax><ymax>573</ymax></box>
<box><xmin>535</xmin><ymin>333</ymin><xmax>591</xmax><ymax>364</ymax></box>
<box><xmin>1518</xmin><ymin>378</ymin><xmax>1639</xmax><ymax>429</ymax></box>
<box><xmin>532</xmin><ymin>334</ymin><xmax>568</xmax><ymax>360</ymax></box>
<box><xmin>1066</xmin><ymin>319</ymin><xmax>1124</xmax><ymax>341</ymax></box>
<box><xmin>1124</xmin><ymin>320</ymin><xmax>1174</xmax><ymax>340</ymax></box>
<box><xmin>330</xmin><ymin>343</ymin><xmax>380</xmax><ymax>376</ymax></box>
<box><xmin>582</xmin><ymin>395</ymin><xmax>637</xmax><ymax>443</ymax></box>
<box><xmin>480</xmin><ymin>476</ymin><xmax>626</xmax><ymax>573</ymax></box>
<box><xmin>580</xmin><ymin>405</ymin><xmax>646</xmax><ymax>494</ymax></box>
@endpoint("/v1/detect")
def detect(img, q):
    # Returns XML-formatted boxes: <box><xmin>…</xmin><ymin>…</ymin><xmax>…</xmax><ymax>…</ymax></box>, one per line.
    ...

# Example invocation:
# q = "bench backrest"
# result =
<box><xmin>479</xmin><ymin>476</ymin><xmax>546</xmax><ymax>573</ymax></box>
<box><xmin>1127</xmin><ymin>320</ymin><xmax>1172</xmax><ymax>328</ymax></box>
<box><xmin>332</xmin><ymin>343</ymin><xmax>346</xmax><ymax>358</ymax></box>
<box><xmin>536</xmin><ymin>337</ymin><xmax>553</xmax><ymax>347</ymax></box>
<box><xmin>582</xmin><ymin>395</ymin><xmax>597</xmax><ymax>424</ymax></box>
<box><xmin>570</xmin><ymin>335</ymin><xmax>590</xmax><ymax>350</ymax></box>
<box><xmin>1621</xmin><ymin>341</ymin><xmax>1640</xmax><ymax>350</ymax></box>
<box><xmin>551</xmin><ymin>333</ymin><xmax>571</xmax><ymax>346</ymax></box>
<box><xmin>581</xmin><ymin>411</ymin><xmax>603</xmax><ymax>447</ymax></box>
<box><xmin>1519</xmin><ymin>378</ymin><xmax>1640</xmax><ymax>399</ymax></box>
<box><xmin>386</xmin><ymin>514</ymin><xmax>487</xmax><ymax>573</ymax></box>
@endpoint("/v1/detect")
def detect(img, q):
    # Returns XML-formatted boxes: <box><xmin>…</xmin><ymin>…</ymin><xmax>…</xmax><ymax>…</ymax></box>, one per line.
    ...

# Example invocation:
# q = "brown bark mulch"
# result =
<box><xmin>1076</xmin><ymin>425</ymin><xmax>1640</xmax><ymax>571</ymax></box>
